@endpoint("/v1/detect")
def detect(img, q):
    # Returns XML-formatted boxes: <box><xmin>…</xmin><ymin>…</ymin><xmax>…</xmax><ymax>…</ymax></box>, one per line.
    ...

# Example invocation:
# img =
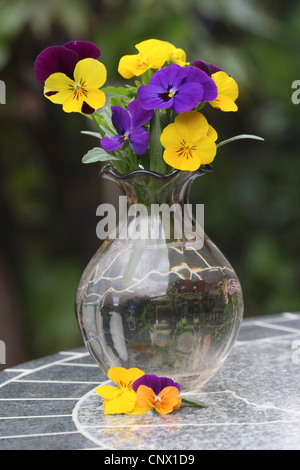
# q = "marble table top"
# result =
<box><xmin>0</xmin><ymin>312</ymin><xmax>299</xmax><ymax>450</ymax></box>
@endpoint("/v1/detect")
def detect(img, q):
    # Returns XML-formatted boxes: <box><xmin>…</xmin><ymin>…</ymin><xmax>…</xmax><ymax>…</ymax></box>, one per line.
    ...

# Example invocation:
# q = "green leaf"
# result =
<box><xmin>81</xmin><ymin>131</ymin><xmax>102</xmax><ymax>139</ymax></box>
<box><xmin>82</xmin><ymin>147</ymin><xmax>120</xmax><ymax>164</ymax></box>
<box><xmin>149</xmin><ymin>110</ymin><xmax>166</xmax><ymax>174</ymax></box>
<box><xmin>109</xmin><ymin>96</ymin><xmax>126</xmax><ymax>107</ymax></box>
<box><xmin>102</xmin><ymin>85</ymin><xmax>131</xmax><ymax>96</ymax></box>
<box><xmin>181</xmin><ymin>397</ymin><xmax>208</xmax><ymax>408</ymax></box>
<box><xmin>217</xmin><ymin>134</ymin><xmax>265</xmax><ymax>148</ymax></box>
<box><xmin>102</xmin><ymin>85</ymin><xmax>137</xmax><ymax>99</ymax></box>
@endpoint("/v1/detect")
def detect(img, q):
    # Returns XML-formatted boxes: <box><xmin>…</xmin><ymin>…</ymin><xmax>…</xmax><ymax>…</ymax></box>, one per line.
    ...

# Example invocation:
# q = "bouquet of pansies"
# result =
<box><xmin>34</xmin><ymin>38</ymin><xmax>263</xmax><ymax>176</ymax></box>
<box><xmin>34</xmin><ymin>39</ymin><xmax>262</xmax><ymax>415</ymax></box>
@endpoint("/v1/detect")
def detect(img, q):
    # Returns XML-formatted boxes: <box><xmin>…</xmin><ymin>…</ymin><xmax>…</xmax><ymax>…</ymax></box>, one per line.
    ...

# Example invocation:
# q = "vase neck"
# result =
<box><xmin>101</xmin><ymin>169</ymin><xmax>204</xmax><ymax>207</ymax></box>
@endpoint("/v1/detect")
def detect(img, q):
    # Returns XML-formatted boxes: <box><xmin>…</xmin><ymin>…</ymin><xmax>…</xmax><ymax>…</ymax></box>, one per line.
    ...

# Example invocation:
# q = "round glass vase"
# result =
<box><xmin>75</xmin><ymin>167</ymin><xmax>244</xmax><ymax>392</ymax></box>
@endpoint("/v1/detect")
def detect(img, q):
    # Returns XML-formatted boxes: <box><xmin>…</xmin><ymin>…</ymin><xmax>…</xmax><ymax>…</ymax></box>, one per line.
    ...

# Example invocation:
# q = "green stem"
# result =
<box><xmin>217</xmin><ymin>134</ymin><xmax>264</xmax><ymax>148</ymax></box>
<box><xmin>149</xmin><ymin>110</ymin><xmax>166</xmax><ymax>174</ymax></box>
<box><xmin>90</xmin><ymin>113</ymin><xmax>105</xmax><ymax>138</ymax></box>
<box><xmin>181</xmin><ymin>397</ymin><xmax>208</xmax><ymax>408</ymax></box>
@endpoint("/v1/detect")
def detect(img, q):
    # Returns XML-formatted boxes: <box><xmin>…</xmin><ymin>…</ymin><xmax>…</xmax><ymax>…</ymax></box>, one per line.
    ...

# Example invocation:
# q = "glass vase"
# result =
<box><xmin>75</xmin><ymin>167</ymin><xmax>243</xmax><ymax>392</ymax></box>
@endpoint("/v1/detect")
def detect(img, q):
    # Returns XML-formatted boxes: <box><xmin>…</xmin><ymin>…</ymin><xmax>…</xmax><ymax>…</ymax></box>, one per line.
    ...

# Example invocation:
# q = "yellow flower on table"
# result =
<box><xmin>44</xmin><ymin>58</ymin><xmax>107</xmax><ymax>114</ymax></box>
<box><xmin>160</xmin><ymin>111</ymin><xmax>218</xmax><ymax>171</ymax></box>
<box><xmin>210</xmin><ymin>71</ymin><xmax>239</xmax><ymax>112</ymax></box>
<box><xmin>95</xmin><ymin>367</ymin><xmax>148</xmax><ymax>415</ymax></box>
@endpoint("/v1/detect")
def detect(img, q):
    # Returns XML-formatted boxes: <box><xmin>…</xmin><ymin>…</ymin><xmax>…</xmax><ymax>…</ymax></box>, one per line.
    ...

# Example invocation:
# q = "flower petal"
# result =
<box><xmin>118</xmin><ymin>55</ymin><xmax>141</xmax><ymax>79</ymax></box>
<box><xmin>44</xmin><ymin>72</ymin><xmax>74</xmax><ymax>104</ymax></box>
<box><xmin>126</xmin><ymin>401</ymin><xmax>150</xmax><ymax>415</ymax></box>
<box><xmin>127</xmin><ymin>99</ymin><xmax>153</xmax><ymax>129</ymax></box>
<box><xmin>129</xmin><ymin>128</ymin><xmax>149</xmax><ymax>155</ymax></box>
<box><xmin>212</xmin><ymin>71</ymin><xmax>238</xmax><ymax>101</ymax></box>
<box><xmin>62</xmin><ymin>92</ymin><xmax>84</xmax><ymax>113</ymax></box>
<box><xmin>63</xmin><ymin>40</ymin><xmax>101</xmax><ymax>61</ymax></box>
<box><xmin>184</xmin><ymin>66</ymin><xmax>218</xmax><ymax>102</ymax></box>
<box><xmin>101</xmin><ymin>135</ymin><xmax>125</xmax><ymax>152</ymax></box>
<box><xmin>191</xmin><ymin>59</ymin><xmax>223</xmax><ymax>77</ymax></box>
<box><xmin>135</xmin><ymin>39</ymin><xmax>171</xmax><ymax>69</ymax></box>
<box><xmin>156</xmin><ymin>386</ymin><xmax>182</xmax><ymax>415</ymax></box>
<box><xmin>149</xmin><ymin>63</ymin><xmax>186</xmax><ymax>90</ymax></box>
<box><xmin>171</xmin><ymin>82</ymin><xmax>204</xmax><ymax>113</ymax></box>
<box><xmin>137</xmin><ymin>84</ymin><xmax>173</xmax><ymax>110</ymax></box>
<box><xmin>81</xmin><ymin>88</ymin><xmax>106</xmax><ymax>113</ymax></box>
<box><xmin>132</xmin><ymin>374</ymin><xmax>162</xmax><ymax>395</ymax></box>
<box><xmin>95</xmin><ymin>385</ymin><xmax>120</xmax><ymax>400</ymax></box>
<box><xmin>163</xmin><ymin>147</ymin><xmax>201</xmax><ymax>171</ymax></box>
<box><xmin>102</xmin><ymin>389</ymin><xmax>137</xmax><ymax>415</ymax></box>
<box><xmin>192</xmin><ymin>140</ymin><xmax>217</xmax><ymax>165</ymax></box>
<box><xmin>135</xmin><ymin>385</ymin><xmax>156</xmax><ymax>410</ymax></box>
<box><xmin>111</xmin><ymin>106</ymin><xmax>131</xmax><ymax>135</ymax></box>
<box><xmin>210</xmin><ymin>72</ymin><xmax>238</xmax><ymax>111</ymax></box>
<box><xmin>210</xmin><ymin>95</ymin><xmax>238</xmax><ymax>112</ymax></box>
<box><xmin>73</xmin><ymin>58</ymin><xmax>107</xmax><ymax>89</ymax></box>
<box><xmin>107</xmin><ymin>367</ymin><xmax>145</xmax><ymax>388</ymax></box>
<box><xmin>160</xmin><ymin>122</ymin><xmax>185</xmax><ymax>149</ymax></box>
<box><xmin>159</xmin><ymin>377</ymin><xmax>181</xmax><ymax>392</ymax></box>
<box><xmin>34</xmin><ymin>46</ymin><xmax>78</xmax><ymax>84</ymax></box>
<box><xmin>173</xmin><ymin>111</ymin><xmax>209</xmax><ymax>144</ymax></box>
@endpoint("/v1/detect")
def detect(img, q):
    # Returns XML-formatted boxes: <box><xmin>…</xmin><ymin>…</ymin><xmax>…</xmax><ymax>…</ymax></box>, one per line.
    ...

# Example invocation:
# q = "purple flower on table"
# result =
<box><xmin>132</xmin><ymin>374</ymin><xmax>181</xmax><ymax>395</ymax></box>
<box><xmin>101</xmin><ymin>100</ymin><xmax>153</xmax><ymax>155</ymax></box>
<box><xmin>34</xmin><ymin>40</ymin><xmax>101</xmax><ymax>85</ymax></box>
<box><xmin>137</xmin><ymin>63</ymin><xmax>218</xmax><ymax>113</ymax></box>
<box><xmin>191</xmin><ymin>59</ymin><xmax>223</xmax><ymax>77</ymax></box>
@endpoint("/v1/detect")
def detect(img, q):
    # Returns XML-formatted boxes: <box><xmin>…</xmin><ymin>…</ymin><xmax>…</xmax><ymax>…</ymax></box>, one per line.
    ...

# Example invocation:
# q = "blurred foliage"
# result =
<box><xmin>0</xmin><ymin>0</ymin><xmax>299</xmax><ymax>366</ymax></box>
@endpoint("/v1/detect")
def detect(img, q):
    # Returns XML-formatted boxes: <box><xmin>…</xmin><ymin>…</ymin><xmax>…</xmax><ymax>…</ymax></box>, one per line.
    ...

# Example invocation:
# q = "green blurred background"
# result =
<box><xmin>0</xmin><ymin>0</ymin><xmax>299</xmax><ymax>370</ymax></box>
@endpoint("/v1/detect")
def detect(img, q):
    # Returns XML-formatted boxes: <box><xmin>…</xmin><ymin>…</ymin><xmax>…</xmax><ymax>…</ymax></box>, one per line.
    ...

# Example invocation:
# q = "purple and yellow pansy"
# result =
<box><xmin>35</xmin><ymin>37</ymin><xmax>262</xmax><ymax>173</ymax></box>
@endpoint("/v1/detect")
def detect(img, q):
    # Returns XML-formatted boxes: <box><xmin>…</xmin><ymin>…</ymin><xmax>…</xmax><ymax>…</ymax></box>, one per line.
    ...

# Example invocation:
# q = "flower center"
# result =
<box><xmin>159</xmin><ymin>88</ymin><xmax>176</xmax><ymax>102</ymax></box>
<box><xmin>137</xmin><ymin>55</ymin><xmax>148</xmax><ymax>70</ymax></box>
<box><xmin>155</xmin><ymin>395</ymin><xmax>161</xmax><ymax>405</ymax></box>
<box><xmin>69</xmin><ymin>79</ymin><xmax>88</xmax><ymax>100</ymax></box>
<box><xmin>118</xmin><ymin>379</ymin><xmax>132</xmax><ymax>391</ymax></box>
<box><xmin>176</xmin><ymin>139</ymin><xmax>197</xmax><ymax>159</ymax></box>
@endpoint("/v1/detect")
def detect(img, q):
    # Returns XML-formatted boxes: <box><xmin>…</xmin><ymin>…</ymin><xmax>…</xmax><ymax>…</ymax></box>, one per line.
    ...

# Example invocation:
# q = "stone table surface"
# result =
<box><xmin>0</xmin><ymin>312</ymin><xmax>299</xmax><ymax>450</ymax></box>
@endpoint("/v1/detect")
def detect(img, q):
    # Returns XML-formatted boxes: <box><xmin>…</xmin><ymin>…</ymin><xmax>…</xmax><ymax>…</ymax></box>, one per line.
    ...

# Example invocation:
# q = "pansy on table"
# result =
<box><xmin>34</xmin><ymin>38</ymin><xmax>263</xmax><ymax>174</ymax></box>
<box><xmin>95</xmin><ymin>367</ymin><xmax>207</xmax><ymax>416</ymax></box>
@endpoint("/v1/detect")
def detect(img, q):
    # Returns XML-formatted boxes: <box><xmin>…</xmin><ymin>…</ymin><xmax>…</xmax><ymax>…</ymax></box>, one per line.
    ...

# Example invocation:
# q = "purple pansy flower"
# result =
<box><xmin>137</xmin><ymin>63</ymin><xmax>218</xmax><ymax>114</ymax></box>
<box><xmin>34</xmin><ymin>40</ymin><xmax>101</xmax><ymax>85</ymax></box>
<box><xmin>132</xmin><ymin>374</ymin><xmax>181</xmax><ymax>395</ymax></box>
<box><xmin>101</xmin><ymin>99</ymin><xmax>153</xmax><ymax>155</ymax></box>
<box><xmin>191</xmin><ymin>59</ymin><xmax>223</xmax><ymax>77</ymax></box>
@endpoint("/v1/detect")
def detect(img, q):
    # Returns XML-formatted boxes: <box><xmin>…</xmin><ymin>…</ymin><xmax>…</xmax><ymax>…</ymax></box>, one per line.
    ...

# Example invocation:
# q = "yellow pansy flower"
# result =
<box><xmin>44</xmin><ymin>58</ymin><xmax>107</xmax><ymax>114</ymax></box>
<box><xmin>160</xmin><ymin>111</ymin><xmax>218</xmax><ymax>171</ymax></box>
<box><xmin>118</xmin><ymin>38</ymin><xmax>189</xmax><ymax>79</ymax></box>
<box><xmin>118</xmin><ymin>39</ymin><xmax>171</xmax><ymax>79</ymax></box>
<box><xmin>210</xmin><ymin>71</ymin><xmax>239</xmax><ymax>112</ymax></box>
<box><xmin>167</xmin><ymin>44</ymin><xmax>188</xmax><ymax>66</ymax></box>
<box><xmin>95</xmin><ymin>367</ymin><xmax>148</xmax><ymax>415</ymax></box>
